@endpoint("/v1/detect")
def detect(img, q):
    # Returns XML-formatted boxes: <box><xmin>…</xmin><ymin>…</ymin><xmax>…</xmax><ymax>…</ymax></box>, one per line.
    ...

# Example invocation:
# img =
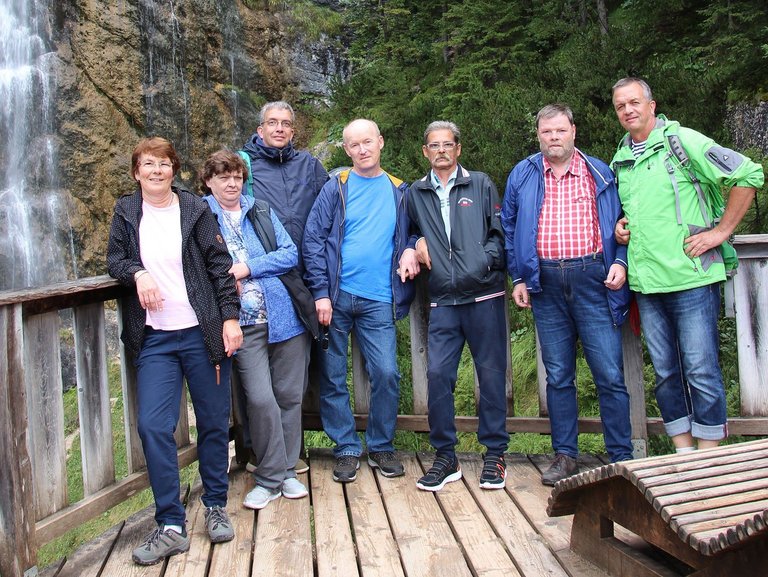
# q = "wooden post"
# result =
<box><xmin>622</xmin><ymin>323</ymin><xmax>648</xmax><ymax>458</ymax></box>
<box><xmin>117</xmin><ymin>300</ymin><xmax>145</xmax><ymax>473</ymax></box>
<box><xmin>409</xmin><ymin>277</ymin><xmax>430</xmax><ymax>415</ymax></box>
<box><xmin>74</xmin><ymin>303</ymin><xmax>115</xmax><ymax>495</ymax></box>
<box><xmin>0</xmin><ymin>303</ymin><xmax>37</xmax><ymax>576</ymax></box>
<box><xmin>23</xmin><ymin>311</ymin><xmax>67</xmax><ymax>520</ymax></box>
<box><xmin>535</xmin><ymin>328</ymin><xmax>548</xmax><ymax>417</ymax></box>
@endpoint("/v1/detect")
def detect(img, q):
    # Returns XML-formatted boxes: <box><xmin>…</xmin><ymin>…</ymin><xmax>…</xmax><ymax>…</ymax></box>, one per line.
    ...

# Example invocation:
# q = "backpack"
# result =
<box><xmin>237</xmin><ymin>150</ymin><xmax>254</xmax><ymax>198</ymax></box>
<box><xmin>663</xmin><ymin>131</ymin><xmax>739</xmax><ymax>277</ymax></box>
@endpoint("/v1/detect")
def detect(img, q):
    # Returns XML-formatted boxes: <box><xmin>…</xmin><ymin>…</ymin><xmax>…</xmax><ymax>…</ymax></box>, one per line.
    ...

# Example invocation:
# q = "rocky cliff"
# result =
<box><xmin>49</xmin><ymin>0</ymin><xmax>346</xmax><ymax>278</ymax></box>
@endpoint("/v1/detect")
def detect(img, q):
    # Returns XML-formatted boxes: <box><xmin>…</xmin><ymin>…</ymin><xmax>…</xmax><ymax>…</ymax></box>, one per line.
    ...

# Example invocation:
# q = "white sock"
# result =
<box><xmin>676</xmin><ymin>446</ymin><xmax>696</xmax><ymax>454</ymax></box>
<box><xmin>164</xmin><ymin>524</ymin><xmax>183</xmax><ymax>534</ymax></box>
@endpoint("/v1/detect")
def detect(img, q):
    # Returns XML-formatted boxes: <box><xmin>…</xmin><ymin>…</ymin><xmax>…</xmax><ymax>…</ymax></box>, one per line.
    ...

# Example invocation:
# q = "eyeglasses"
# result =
<box><xmin>263</xmin><ymin>119</ymin><xmax>294</xmax><ymax>129</ymax></box>
<box><xmin>140</xmin><ymin>160</ymin><xmax>173</xmax><ymax>171</ymax></box>
<box><xmin>426</xmin><ymin>142</ymin><xmax>457</xmax><ymax>151</ymax></box>
<box><xmin>320</xmin><ymin>325</ymin><xmax>329</xmax><ymax>351</ymax></box>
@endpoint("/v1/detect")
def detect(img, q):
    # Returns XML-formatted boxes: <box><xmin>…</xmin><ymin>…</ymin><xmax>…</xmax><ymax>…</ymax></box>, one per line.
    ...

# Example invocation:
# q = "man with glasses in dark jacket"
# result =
<box><xmin>399</xmin><ymin>121</ymin><xmax>509</xmax><ymax>492</ymax></box>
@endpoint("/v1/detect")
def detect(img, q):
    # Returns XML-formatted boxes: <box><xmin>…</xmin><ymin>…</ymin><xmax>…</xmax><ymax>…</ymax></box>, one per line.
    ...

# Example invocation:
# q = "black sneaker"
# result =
<box><xmin>479</xmin><ymin>454</ymin><xmax>506</xmax><ymax>490</ymax></box>
<box><xmin>368</xmin><ymin>451</ymin><xmax>405</xmax><ymax>477</ymax></box>
<box><xmin>416</xmin><ymin>455</ymin><xmax>462</xmax><ymax>492</ymax></box>
<box><xmin>332</xmin><ymin>455</ymin><xmax>360</xmax><ymax>483</ymax></box>
<box><xmin>541</xmin><ymin>453</ymin><xmax>578</xmax><ymax>486</ymax></box>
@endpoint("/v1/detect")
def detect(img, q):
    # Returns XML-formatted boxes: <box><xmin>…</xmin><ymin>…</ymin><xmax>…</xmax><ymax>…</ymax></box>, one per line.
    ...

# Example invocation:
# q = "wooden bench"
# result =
<box><xmin>547</xmin><ymin>438</ymin><xmax>768</xmax><ymax>577</ymax></box>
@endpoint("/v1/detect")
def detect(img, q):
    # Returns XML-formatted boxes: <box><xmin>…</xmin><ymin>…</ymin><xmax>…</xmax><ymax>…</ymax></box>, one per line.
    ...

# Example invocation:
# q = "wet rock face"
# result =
<box><xmin>727</xmin><ymin>102</ymin><xmax>768</xmax><ymax>156</ymax></box>
<box><xmin>46</xmin><ymin>0</ymin><xmax>344</xmax><ymax>278</ymax></box>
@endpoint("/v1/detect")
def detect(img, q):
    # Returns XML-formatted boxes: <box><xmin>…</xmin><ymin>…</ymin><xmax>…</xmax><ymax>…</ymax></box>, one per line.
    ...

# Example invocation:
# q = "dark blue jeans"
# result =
<box><xmin>318</xmin><ymin>289</ymin><xmax>400</xmax><ymax>457</ymax></box>
<box><xmin>136</xmin><ymin>326</ymin><xmax>231</xmax><ymax>526</ymax></box>
<box><xmin>636</xmin><ymin>284</ymin><xmax>726</xmax><ymax>440</ymax></box>
<box><xmin>427</xmin><ymin>296</ymin><xmax>509</xmax><ymax>458</ymax></box>
<box><xmin>531</xmin><ymin>256</ymin><xmax>633</xmax><ymax>462</ymax></box>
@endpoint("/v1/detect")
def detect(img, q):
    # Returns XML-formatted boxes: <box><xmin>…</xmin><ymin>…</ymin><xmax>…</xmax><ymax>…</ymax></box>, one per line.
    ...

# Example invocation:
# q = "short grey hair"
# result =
<box><xmin>612</xmin><ymin>77</ymin><xmax>653</xmax><ymax>101</ymax></box>
<box><xmin>259</xmin><ymin>101</ymin><xmax>295</xmax><ymax>125</ymax></box>
<box><xmin>424</xmin><ymin>121</ymin><xmax>460</xmax><ymax>144</ymax></box>
<box><xmin>535</xmin><ymin>104</ymin><xmax>574</xmax><ymax>128</ymax></box>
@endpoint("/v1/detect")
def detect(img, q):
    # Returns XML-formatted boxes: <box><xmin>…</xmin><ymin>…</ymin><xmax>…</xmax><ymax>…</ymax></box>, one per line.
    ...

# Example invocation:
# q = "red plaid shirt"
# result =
<box><xmin>537</xmin><ymin>152</ymin><xmax>603</xmax><ymax>260</ymax></box>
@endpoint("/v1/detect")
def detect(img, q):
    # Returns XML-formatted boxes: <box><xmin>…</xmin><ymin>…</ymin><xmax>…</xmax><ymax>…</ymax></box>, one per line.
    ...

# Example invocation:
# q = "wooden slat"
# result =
<box><xmin>51</xmin><ymin>520</ymin><xmax>124</xmax><ymax>577</ymax></box>
<box><xmin>310</xmin><ymin>449</ymin><xmax>361</xmax><ymax>577</ymax></box>
<box><xmin>251</xmin><ymin>472</ymin><xmax>312</xmax><ymax>577</ymax></box>
<box><xmin>733</xmin><ymin>258</ymin><xmax>768</xmax><ymax>416</ymax></box>
<box><xmin>671</xmin><ymin>498</ymin><xmax>768</xmax><ymax>535</ymax></box>
<box><xmin>0</xmin><ymin>303</ymin><xmax>37</xmax><ymax>576</ymax></box>
<box><xmin>460</xmin><ymin>454</ymin><xmax>561</xmax><ymax>577</ymax></box>
<box><xmin>409</xmin><ymin>277</ymin><xmax>430</xmax><ymax>415</ymax></box>
<box><xmin>24</xmin><ymin>311</ymin><xmax>68</xmax><ymax>520</ymax></box>
<box><xmin>346</xmin><ymin>455</ymin><xmax>404</xmax><ymax>577</ymax></box>
<box><xmin>74</xmin><ymin>302</ymin><xmax>116</xmax><ymax>495</ymax></box>
<box><xmin>118</xmin><ymin>301</ymin><xmax>145</xmax><ymax>473</ymax></box>
<box><xmin>352</xmin><ymin>333</ymin><xmax>371</xmax><ymax>413</ymax></box>
<box><xmin>35</xmin><ymin>445</ymin><xmax>198</xmax><ymax>544</ymax></box>
<box><xmin>0</xmin><ymin>275</ymin><xmax>126</xmax><ymax>315</ymax></box>
<box><xmin>657</xmin><ymin>480</ymin><xmax>768</xmax><ymax>518</ymax></box>
<box><xmin>505</xmin><ymin>454</ymin><xmax>573</xmax><ymax>552</ymax></box>
<box><xmin>637</xmin><ymin>460</ymin><xmax>768</xmax><ymax>496</ymax></box>
<box><xmin>208</xmin><ymin>468</ymin><xmax>254</xmax><ymax>575</ymax></box>
<box><xmin>377</xmin><ymin>453</ymin><xmax>472</xmax><ymax>577</ymax></box>
<box><xmin>622</xmin><ymin>322</ymin><xmax>648</xmax><ymax>457</ymax></box>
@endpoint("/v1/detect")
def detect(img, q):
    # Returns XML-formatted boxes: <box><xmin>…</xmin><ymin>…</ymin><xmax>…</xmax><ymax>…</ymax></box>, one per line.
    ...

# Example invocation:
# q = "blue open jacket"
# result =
<box><xmin>302</xmin><ymin>169</ymin><xmax>415</xmax><ymax>321</ymax></box>
<box><xmin>204</xmin><ymin>194</ymin><xmax>306</xmax><ymax>344</ymax></box>
<box><xmin>501</xmin><ymin>150</ymin><xmax>630</xmax><ymax>326</ymax></box>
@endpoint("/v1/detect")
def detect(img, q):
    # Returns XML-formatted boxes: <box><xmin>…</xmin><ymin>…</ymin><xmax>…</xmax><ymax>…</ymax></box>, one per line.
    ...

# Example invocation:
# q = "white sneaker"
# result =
<box><xmin>243</xmin><ymin>485</ymin><xmax>280</xmax><ymax>510</ymax></box>
<box><xmin>281</xmin><ymin>477</ymin><xmax>308</xmax><ymax>499</ymax></box>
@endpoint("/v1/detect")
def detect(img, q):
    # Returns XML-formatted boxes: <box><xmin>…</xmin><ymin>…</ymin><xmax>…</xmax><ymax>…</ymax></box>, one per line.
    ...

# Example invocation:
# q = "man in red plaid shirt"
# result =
<box><xmin>501</xmin><ymin>104</ymin><xmax>634</xmax><ymax>486</ymax></box>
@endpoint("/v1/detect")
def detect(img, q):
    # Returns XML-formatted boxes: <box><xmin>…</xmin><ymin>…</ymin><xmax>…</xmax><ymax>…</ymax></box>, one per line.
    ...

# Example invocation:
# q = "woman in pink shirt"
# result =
<box><xmin>107</xmin><ymin>137</ymin><xmax>242</xmax><ymax>565</ymax></box>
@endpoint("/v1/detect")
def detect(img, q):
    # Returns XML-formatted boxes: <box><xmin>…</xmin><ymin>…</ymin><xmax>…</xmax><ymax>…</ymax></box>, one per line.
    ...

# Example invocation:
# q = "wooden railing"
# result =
<box><xmin>2</xmin><ymin>235</ymin><xmax>768</xmax><ymax>576</ymax></box>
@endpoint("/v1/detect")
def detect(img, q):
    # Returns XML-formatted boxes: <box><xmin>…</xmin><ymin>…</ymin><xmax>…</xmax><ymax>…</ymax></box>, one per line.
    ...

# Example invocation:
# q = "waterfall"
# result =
<box><xmin>0</xmin><ymin>0</ymin><xmax>74</xmax><ymax>290</ymax></box>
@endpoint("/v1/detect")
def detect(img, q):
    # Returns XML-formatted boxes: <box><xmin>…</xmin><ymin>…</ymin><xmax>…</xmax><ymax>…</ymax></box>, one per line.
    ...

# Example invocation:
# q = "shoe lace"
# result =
<box><xmin>550</xmin><ymin>454</ymin><xmax>571</xmax><ymax>473</ymax></box>
<box><xmin>338</xmin><ymin>455</ymin><xmax>357</xmax><ymax>467</ymax></box>
<box><xmin>376</xmin><ymin>451</ymin><xmax>396</xmax><ymax>464</ymax></box>
<box><xmin>140</xmin><ymin>527</ymin><xmax>165</xmax><ymax>550</ymax></box>
<box><xmin>206</xmin><ymin>506</ymin><xmax>229</xmax><ymax>530</ymax></box>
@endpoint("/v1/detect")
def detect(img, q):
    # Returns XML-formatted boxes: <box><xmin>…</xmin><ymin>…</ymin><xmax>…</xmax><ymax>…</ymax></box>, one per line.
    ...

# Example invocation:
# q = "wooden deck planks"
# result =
<box><xmin>420</xmin><ymin>453</ymin><xmax>520</xmax><ymax>577</ymax></box>
<box><xmin>345</xmin><ymin>457</ymin><xmax>405</xmax><ymax>577</ymax></box>
<box><xmin>459</xmin><ymin>454</ymin><xmax>561</xmax><ymax>577</ymax></box>
<box><xmin>251</xmin><ymin>471</ymin><xmax>312</xmax><ymax>577</ymax></box>
<box><xmin>376</xmin><ymin>452</ymin><xmax>472</xmax><ymax>577</ymax></box>
<box><xmin>310</xmin><ymin>449</ymin><xmax>361</xmax><ymax>577</ymax></box>
<box><xmin>38</xmin><ymin>452</ymin><xmax>617</xmax><ymax>577</ymax></box>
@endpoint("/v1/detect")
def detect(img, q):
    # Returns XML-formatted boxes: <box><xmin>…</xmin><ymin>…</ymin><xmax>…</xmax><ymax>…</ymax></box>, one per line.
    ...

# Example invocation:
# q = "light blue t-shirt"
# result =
<box><xmin>340</xmin><ymin>171</ymin><xmax>396</xmax><ymax>302</ymax></box>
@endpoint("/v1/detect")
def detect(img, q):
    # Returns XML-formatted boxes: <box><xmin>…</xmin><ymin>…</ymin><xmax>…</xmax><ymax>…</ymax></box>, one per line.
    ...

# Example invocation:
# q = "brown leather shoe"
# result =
<box><xmin>541</xmin><ymin>453</ymin><xmax>578</xmax><ymax>486</ymax></box>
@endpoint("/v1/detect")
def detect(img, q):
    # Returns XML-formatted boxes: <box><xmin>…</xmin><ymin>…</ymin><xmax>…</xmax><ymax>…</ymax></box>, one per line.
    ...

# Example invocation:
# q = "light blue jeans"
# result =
<box><xmin>318</xmin><ymin>290</ymin><xmax>400</xmax><ymax>457</ymax></box>
<box><xmin>636</xmin><ymin>283</ymin><xmax>727</xmax><ymax>440</ymax></box>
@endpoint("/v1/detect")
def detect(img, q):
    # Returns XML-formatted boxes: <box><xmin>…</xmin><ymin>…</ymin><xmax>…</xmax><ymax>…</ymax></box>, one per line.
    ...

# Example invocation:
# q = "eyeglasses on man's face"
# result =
<box><xmin>263</xmin><ymin>119</ymin><xmax>294</xmax><ymax>129</ymax></box>
<box><xmin>425</xmin><ymin>141</ymin><xmax>457</xmax><ymax>151</ymax></box>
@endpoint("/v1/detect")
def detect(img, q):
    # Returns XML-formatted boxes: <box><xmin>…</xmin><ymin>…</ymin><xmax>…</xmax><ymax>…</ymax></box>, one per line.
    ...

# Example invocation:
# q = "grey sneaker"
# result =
<box><xmin>332</xmin><ymin>455</ymin><xmax>360</xmax><ymax>483</ymax></box>
<box><xmin>281</xmin><ymin>477</ymin><xmax>309</xmax><ymax>499</ymax></box>
<box><xmin>368</xmin><ymin>451</ymin><xmax>405</xmax><ymax>477</ymax></box>
<box><xmin>131</xmin><ymin>525</ymin><xmax>190</xmax><ymax>565</ymax></box>
<box><xmin>541</xmin><ymin>453</ymin><xmax>578</xmax><ymax>486</ymax></box>
<box><xmin>204</xmin><ymin>505</ymin><xmax>234</xmax><ymax>543</ymax></box>
<box><xmin>243</xmin><ymin>485</ymin><xmax>281</xmax><ymax>510</ymax></box>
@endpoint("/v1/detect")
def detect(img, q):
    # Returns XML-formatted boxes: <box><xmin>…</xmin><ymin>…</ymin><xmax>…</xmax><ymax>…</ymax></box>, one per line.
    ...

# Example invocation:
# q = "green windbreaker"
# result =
<box><xmin>611</xmin><ymin>115</ymin><xmax>764</xmax><ymax>294</ymax></box>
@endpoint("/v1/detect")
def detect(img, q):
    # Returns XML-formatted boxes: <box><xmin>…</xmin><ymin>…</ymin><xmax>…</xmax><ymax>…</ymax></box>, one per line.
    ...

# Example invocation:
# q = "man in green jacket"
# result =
<box><xmin>611</xmin><ymin>77</ymin><xmax>764</xmax><ymax>453</ymax></box>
